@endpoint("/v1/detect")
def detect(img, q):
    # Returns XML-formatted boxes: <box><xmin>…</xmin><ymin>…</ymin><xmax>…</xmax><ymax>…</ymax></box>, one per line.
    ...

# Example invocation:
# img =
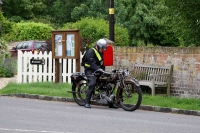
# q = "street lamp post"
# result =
<box><xmin>109</xmin><ymin>0</ymin><xmax>114</xmax><ymax>42</ymax></box>
<box><xmin>0</xmin><ymin>0</ymin><xmax>3</xmax><ymax>5</ymax></box>
<box><xmin>0</xmin><ymin>0</ymin><xmax>3</xmax><ymax>12</ymax></box>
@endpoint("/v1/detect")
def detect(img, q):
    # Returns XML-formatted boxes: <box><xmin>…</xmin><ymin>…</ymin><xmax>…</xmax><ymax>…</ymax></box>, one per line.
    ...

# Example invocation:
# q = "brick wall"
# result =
<box><xmin>112</xmin><ymin>46</ymin><xmax>200</xmax><ymax>98</ymax></box>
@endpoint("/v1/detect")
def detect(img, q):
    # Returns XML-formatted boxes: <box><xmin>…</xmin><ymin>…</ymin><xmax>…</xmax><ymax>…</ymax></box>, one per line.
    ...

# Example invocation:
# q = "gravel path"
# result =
<box><xmin>0</xmin><ymin>75</ymin><xmax>17</xmax><ymax>89</ymax></box>
<box><xmin>0</xmin><ymin>42</ymin><xmax>19</xmax><ymax>90</ymax></box>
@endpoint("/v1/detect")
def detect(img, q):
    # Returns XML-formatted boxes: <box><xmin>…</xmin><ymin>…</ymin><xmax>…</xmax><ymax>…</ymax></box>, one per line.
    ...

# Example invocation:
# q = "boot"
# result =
<box><xmin>85</xmin><ymin>92</ymin><xmax>91</xmax><ymax>108</ymax></box>
<box><xmin>85</xmin><ymin>103</ymin><xmax>91</xmax><ymax>108</ymax></box>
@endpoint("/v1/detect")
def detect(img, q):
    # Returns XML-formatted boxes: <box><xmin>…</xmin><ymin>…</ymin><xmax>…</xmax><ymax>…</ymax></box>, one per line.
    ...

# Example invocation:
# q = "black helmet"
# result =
<box><xmin>96</xmin><ymin>39</ymin><xmax>107</xmax><ymax>50</ymax></box>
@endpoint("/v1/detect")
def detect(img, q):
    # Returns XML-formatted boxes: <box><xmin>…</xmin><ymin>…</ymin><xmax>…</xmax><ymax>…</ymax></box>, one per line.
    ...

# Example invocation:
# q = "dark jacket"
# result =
<box><xmin>84</xmin><ymin>47</ymin><xmax>105</xmax><ymax>72</ymax></box>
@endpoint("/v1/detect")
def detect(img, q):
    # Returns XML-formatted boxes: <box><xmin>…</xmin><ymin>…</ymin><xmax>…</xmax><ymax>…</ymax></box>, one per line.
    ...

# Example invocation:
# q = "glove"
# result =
<box><xmin>99</xmin><ymin>69</ymin><xmax>110</xmax><ymax>77</ymax></box>
<box><xmin>98</xmin><ymin>68</ymin><xmax>104</xmax><ymax>72</ymax></box>
<box><xmin>103</xmin><ymin>71</ymin><xmax>111</xmax><ymax>77</ymax></box>
<box><xmin>94</xmin><ymin>68</ymin><xmax>104</xmax><ymax>75</ymax></box>
<box><xmin>97</xmin><ymin>69</ymin><xmax>110</xmax><ymax>76</ymax></box>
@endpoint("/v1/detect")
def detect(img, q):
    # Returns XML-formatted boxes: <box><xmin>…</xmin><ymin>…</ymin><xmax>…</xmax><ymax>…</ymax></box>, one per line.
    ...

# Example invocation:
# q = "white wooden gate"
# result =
<box><xmin>17</xmin><ymin>51</ymin><xmax>83</xmax><ymax>84</ymax></box>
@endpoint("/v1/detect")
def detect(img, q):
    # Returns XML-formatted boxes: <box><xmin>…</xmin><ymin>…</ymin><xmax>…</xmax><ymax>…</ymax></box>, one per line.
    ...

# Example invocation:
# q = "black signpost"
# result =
<box><xmin>109</xmin><ymin>0</ymin><xmax>114</xmax><ymax>42</ymax></box>
<box><xmin>30</xmin><ymin>58</ymin><xmax>45</xmax><ymax>65</ymax></box>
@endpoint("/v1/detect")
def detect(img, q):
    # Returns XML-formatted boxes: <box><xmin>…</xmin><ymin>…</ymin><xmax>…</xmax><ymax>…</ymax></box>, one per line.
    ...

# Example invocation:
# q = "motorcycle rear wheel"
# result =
<box><xmin>116</xmin><ymin>81</ymin><xmax>142</xmax><ymax>111</ymax></box>
<box><xmin>72</xmin><ymin>80</ymin><xmax>87</xmax><ymax>106</ymax></box>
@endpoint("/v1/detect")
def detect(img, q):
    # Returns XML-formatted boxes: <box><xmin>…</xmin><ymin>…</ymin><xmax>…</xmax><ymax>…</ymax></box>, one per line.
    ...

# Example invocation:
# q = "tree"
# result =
<box><xmin>71</xmin><ymin>0</ymin><xmax>127</xmax><ymax>25</ymax></box>
<box><xmin>71</xmin><ymin>0</ymin><xmax>107</xmax><ymax>22</ymax></box>
<box><xmin>2</xmin><ymin>0</ymin><xmax>45</xmax><ymax>22</ymax></box>
<box><xmin>166</xmin><ymin>0</ymin><xmax>200</xmax><ymax>46</ymax></box>
<box><xmin>51</xmin><ymin>0</ymin><xmax>85</xmax><ymax>26</ymax></box>
<box><xmin>122</xmin><ymin>0</ymin><xmax>160</xmax><ymax>46</ymax></box>
<box><xmin>120</xmin><ymin>0</ymin><xmax>180</xmax><ymax>46</ymax></box>
<box><xmin>148</xmin><ymin>0</ymin><xmax>180</xmax><ymax>46</ymax></box>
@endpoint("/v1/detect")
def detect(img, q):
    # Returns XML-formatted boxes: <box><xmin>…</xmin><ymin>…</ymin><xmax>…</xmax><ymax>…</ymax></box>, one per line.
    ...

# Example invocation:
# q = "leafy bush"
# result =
<box><xmin>8</xmin><ymin>16</ymin><xmax>23</xmax><ymax>23</ymax></box>
<box><xmin>0</xmin><ymin>12</ymin><xmax>13</xmax><ymax>37</ymax></box>
<box><xmin>0</xmin><ymin>57</ymin><xmax>17</xmax><ymax>77</ymax></box>
<box><xmin>0</xmin><ymin>35</ymin><xmax>17</xmax><ymax>78</ymax></box>
<box><xmin>62</xmin><ymin>17</ymin><xmax>129</xmax><ymax>51</ymax></box>
<box><xmin>0</xmin><ymin>37</ymin><xmax>7</xmax><ymax>64</ymax></box>
<box><xmin>7</xmin><ymin>22</ymin><xmax>54</xmax><ymax>41</ymax></box>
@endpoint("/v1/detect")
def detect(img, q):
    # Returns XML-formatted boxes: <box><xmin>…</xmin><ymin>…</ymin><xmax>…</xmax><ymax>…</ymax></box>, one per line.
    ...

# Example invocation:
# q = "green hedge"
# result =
<box><xmin>7</xmin><ymin>22</ymin><xmax>54</xmax><ymax>41</ymax></box>
<box><xmin>62</xmin><ymin>17</ymin><xmax>129</xmax><ymax>47</ymax></box>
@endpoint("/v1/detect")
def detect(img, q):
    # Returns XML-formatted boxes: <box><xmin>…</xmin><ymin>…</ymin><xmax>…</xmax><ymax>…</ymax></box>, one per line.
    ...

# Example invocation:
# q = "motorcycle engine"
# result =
<box><xmin>96</xmin><ymin>83</ymin><xmax>112</xmax><ymax>91</ymax></box>
<box><xmin>106</xmin><ymin>83</ymin><xmax>112</xmax><ymax>91</ymax></box>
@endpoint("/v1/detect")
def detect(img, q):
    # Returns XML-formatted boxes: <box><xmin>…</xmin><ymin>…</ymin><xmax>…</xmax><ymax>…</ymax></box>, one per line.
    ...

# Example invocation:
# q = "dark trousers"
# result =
<box><xmin>85</xmin><ymin>70</ymin><xmax>97</xmax><ymax>104</ymax></box>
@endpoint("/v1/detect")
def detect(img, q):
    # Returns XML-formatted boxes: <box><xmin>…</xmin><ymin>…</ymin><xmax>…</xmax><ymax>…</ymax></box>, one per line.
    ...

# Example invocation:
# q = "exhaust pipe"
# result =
<box><xmin>101</xmin><ymin>94</ymin><xmax>115</xmax><ymax>103</ymax></box>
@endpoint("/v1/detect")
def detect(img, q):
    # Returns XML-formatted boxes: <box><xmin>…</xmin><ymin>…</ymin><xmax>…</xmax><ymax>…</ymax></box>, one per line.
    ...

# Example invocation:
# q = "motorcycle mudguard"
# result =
<box><xmin>71</xmin><ymin>79</ymin><xmax>87</xmax><ymax>89</ymax></box>
<box><xmin>70</xmin><ymin>72</ymin><xmax>86</xmax><ymax>82</ymax></box>
<box><xmin>124</xmin><ymin>78</ymin><xmax>140</xmax><ymax>87</ymax></box>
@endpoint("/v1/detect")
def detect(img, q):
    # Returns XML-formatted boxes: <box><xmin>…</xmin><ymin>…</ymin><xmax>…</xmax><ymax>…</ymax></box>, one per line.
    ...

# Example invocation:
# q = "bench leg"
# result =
<box><xmin>167</xmin><ymin>79</ymin><xmax>171</xmax><ymax>96</ymax></box>
<box><xmin>152</xmin><ymin>86</ymin><xmax>155</xmax><ymax>96</ymax></box>
<box><xmin>151</xmin><ymin>79</ymin><xmax>155</xmax><ymax>96</ymax></box>
<box><xmin>167</xmin><ymin>86</ymin><xmax>170</xmax><ymax>96</ymax></box>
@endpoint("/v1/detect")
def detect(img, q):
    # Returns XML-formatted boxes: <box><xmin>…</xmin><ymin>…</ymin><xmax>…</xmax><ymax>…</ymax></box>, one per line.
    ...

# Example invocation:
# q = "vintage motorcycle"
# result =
<box><xmin>69</xmin><ymin>69</ymin><xmax>142</xmax><ymax>111</ymax></box>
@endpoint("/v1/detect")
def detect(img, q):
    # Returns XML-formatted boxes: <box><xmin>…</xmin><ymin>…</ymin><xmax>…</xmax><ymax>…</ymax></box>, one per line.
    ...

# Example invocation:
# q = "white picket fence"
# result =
<box><xmin>17</xmin><ymin>50</ymin><xmax>83</xmax><ymax>84</ymax></box>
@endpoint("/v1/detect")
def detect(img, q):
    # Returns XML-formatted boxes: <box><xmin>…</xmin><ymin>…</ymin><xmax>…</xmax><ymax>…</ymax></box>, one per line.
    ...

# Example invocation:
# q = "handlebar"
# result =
<box><xmin>94</xmin><ymin>68</ymin><xmax>129</xmax><ymax>77</ymax></box>
<box><xmin>94</xmin><ymin>69</ymin><xmax>111</xmax><ymax>77</ymax></box>
<box><xmin>111</xmin><ymin>69</ymin><xmax>130</xmax><ymax>77</ymax></box>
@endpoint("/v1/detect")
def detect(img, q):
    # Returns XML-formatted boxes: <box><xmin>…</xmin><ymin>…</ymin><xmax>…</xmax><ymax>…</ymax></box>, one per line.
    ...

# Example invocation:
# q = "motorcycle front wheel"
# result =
<box><xmin>116</xmin><ymin>81</ymin><xmax>142</xmax><ymax>111</ymax></box>
<box><xmin>72</xmin><ymin>80</ymin><xmax>88</xmax><ymax>106</ymax></box>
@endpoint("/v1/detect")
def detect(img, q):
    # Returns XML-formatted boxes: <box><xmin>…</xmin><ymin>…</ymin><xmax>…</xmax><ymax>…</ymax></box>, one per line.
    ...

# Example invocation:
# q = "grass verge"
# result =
<box><xmin>0</xmin><ymin>82</ymin><xmax>200</xmax><ymax>111</ymax></box>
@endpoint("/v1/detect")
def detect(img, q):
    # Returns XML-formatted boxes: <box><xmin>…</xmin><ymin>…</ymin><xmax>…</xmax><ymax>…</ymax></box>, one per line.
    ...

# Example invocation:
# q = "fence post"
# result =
<box><xmin>17</xmin><ymin>50</ymin><xmax>22</xmax><ymax>83</ymax></box>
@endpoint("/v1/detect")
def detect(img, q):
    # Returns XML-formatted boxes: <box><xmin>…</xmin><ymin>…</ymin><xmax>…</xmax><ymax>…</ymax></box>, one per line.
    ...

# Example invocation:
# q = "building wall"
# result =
<box><xmin>112</xmin><ymin>46</ymin><xmax>200</xmax><ymax>98</ymax></box>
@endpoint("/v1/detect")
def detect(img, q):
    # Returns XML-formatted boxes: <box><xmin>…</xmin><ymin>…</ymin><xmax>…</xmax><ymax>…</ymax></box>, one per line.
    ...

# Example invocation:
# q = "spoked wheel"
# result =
<box><xmin>72</xmin><ymin>80</ymin><xmax>88</xmax><ymax>106</ymax></box>
<box><xmin>116</xmin><ymin>81</ymin><xmax>142</xmax><ymax>111</ymax></box>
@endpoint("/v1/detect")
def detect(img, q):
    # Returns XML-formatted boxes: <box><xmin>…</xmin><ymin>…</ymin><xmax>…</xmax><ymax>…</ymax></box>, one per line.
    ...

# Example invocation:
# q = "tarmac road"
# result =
<box><xmin>0</xmin><ymin>96</ymin><xmax>200</xmax><ymax>133</ymax></box>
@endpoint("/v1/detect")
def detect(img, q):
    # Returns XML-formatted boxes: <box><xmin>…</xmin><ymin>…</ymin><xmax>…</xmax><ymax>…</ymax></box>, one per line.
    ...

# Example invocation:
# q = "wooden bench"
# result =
<box><xmin>131</xmin><ymin>64</ymin><xmax>173</xmax><ymax>96</ymax></box>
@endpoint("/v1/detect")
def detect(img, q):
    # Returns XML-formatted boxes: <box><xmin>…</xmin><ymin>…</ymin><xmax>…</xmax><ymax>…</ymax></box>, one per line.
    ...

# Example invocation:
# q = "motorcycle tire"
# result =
<box><xmin>116</xmin><ymin>81</ymin><xmax>142</xmax><ymax>111</ymax></box>
<box><xmin>72</xmin><ymin>80</ymin><xmax>88</xmax><ymax>106</ymax></box>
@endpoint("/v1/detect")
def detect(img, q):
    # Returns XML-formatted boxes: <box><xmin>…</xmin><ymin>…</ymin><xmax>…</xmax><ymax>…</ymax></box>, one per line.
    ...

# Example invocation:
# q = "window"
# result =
<box><xmin>23</xmin><ymin>42</ymin><xmax>31</xmax><ymax>49</ymax></box>
<box><xmin>16</xmin><ymin>43</ymin><xmax>23</xmax><ymax>49</ymax></box>
<box><xmin>26</xmin><ymin>41</ymin><xmax>32</xmax><ymax>49</ymax></box>
<box><xmin>34</xmin><ymin>42</ymin><xmax>42</xmax><ymax>49</ymax></box>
